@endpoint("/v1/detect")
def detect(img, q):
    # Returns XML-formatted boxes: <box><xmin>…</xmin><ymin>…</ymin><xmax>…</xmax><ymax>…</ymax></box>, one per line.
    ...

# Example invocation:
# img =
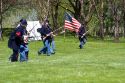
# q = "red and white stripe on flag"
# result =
<box><xmin>72</xmin><ymin>18</ymin><xmax>81</xmax><ymax>32</ymax></box>
<box><xmin>64</xmin><ymin>20</ymin><xmax>74</xmax><ymax>31</ymax></box>
<box><xmin>64</xmin><ymin>12</ymin><xmax>81</xmax><ymax>32</ymax></box>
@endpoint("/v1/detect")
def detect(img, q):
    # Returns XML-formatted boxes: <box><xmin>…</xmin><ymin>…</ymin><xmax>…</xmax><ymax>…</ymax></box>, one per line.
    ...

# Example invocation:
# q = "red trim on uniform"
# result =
<box><xmin>16</xmin><ymin>32</ymin><xmax>21</xmax><ymax>36</ymax></box>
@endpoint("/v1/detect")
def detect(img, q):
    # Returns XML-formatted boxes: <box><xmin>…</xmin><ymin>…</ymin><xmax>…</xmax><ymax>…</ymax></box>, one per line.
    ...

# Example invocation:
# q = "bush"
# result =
<box><xmin>2</xmin><ymin>28</ymin><xmax>15</xmax><ymax>37</ymax></box>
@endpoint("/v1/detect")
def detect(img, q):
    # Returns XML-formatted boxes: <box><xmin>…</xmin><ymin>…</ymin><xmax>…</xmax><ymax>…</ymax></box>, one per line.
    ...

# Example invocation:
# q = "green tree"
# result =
<box><xmin>0</xmin><ymin>0</ymin><xmax>16</xmax><ymax>40</ymax></box>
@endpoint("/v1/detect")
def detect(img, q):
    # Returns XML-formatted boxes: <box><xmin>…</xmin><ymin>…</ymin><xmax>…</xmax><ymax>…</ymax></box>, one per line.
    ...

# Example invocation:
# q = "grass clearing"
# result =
<box><xmin>0</xmin><ymin>36</ymin><xmax>125</xmax><ymax>83</ymax></box>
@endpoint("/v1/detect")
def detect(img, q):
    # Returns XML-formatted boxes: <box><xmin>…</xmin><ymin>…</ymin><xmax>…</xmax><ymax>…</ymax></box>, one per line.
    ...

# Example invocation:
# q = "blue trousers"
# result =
<box><xmin>39</xmin><ymin>40</ymin><xmax>51</xmax><ymax>55</ymax></box>
<box><xmin>79</xmin><ymin>38</ymin><xmax>86</xmax><ymax>49</ymax></box>
<box><xmin>51</xmin><ymin>40</ymin><xmax>55</xmax><ymax>52</ymax></box>
<box><xmin>20</xmin><ymin>45</ymin><xmax>29</xmax><ymax>61</ymax></box>
<box><xmin>25</xmin><ymin>45</ymin><xmax>29</xmax><ymax>60</ymax></box>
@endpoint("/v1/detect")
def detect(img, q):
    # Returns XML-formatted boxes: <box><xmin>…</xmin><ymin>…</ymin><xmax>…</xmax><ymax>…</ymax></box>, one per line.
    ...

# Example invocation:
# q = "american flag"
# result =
<box><xmin>64</xmin><ymin>12</ymin><xmax>81</xmax><ymax>32</ymax></box>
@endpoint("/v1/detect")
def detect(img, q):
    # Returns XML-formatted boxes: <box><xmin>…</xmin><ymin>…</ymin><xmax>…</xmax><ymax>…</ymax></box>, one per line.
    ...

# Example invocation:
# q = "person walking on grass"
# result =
<box><xmin>8</xmin><ymin>19</ymin><xmax>24</xmax><ymax>62</ymax></box>
<box><xmin>38</xmin><ymin>20</ymin><xmax>55</xmax><ymax>56</ymax></box>
<box><xmin>78</xmin><ymin>25</ymin><xmax>87</xmax><ymax>49</ymax></box>
<box><xmin>8</xmin><ymin>19</ymin><xmax>29</xmax><ymax>62</ymax></box>
<box><xmin>18</xmin><ymin>19</ymin><xmax>29</xmax><ymax>61</ymax></box>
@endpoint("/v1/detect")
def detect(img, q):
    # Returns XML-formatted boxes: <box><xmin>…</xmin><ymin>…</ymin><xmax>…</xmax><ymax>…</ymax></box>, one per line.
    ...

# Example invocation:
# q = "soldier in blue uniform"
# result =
<box><xmin>8</xmin><ymin>19</ymin><xmax>28</xmax><ymax>62</ymax></box>
<box><xmin>18</xmin><ymin>19</ymin><xmax>29</xmax><ymax>61</ymax></box>
<box><xmin>8</xmin><ymin>28</ymin><xmax>19</xmax><ymax>62</ymax></box>
<box><xmin>37</xmin><ymin>22</ymin><xmax>47</xmax><ymax>54</ymax></box>
<box><xmin>47</xmin><ymin>24</ymin><xmax>55</xmax><ymax>54</ymax></box>
<box><xmin>20</xmin><ymin>19</ymin><xmax>29</xmax><ymax>60</ymax></box>
<box><xmin>78</xmin><ymin>25</ymin><xmax>87</xmax><ymax>49</ymax></box>
<box><xmin>23</xmin><ymin>31</ymin><xmax>29</xmax><ymax>60</ymax></box>
<box><xmin>38</xmin><ymin>20</ymin><xmax>54</xmax><ymax>56</ymax></box>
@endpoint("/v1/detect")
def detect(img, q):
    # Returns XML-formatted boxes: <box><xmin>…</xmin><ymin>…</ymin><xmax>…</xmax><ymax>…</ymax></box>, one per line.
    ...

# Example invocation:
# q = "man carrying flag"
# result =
<box><xmin>78</xmin><ymin>25</ymin><xmax>87</xmax><ymax>49</ymax></box>
<box><xmin>64</xmin><ymin>12</ymin><xmax>87</xmax><ymax>49</ymax></box>
<box><xmin>64</xmin><ymin>12</ymin><xmax>81</xmax><ymax>32</ymax></box>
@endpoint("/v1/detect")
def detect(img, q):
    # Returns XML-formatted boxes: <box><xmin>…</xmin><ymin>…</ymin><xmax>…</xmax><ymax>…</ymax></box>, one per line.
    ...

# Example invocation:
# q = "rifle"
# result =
<box><xmin>42</xmin><ymin>27</ymin><xmax>63</xmax><ymax>40</ymax></box>
<box><xmin>51</xmin><ymin>30</ymin><xmax>65</xmax><ymax>37</ymax></box>
<box><xmin>27</xmin><ymin>24</ymin><xmax>37</xmax><ymax>35</ymax></box>
<box><xmin>27</xmin><ymin>27</ymin><xmax>65</xmax><ymax>40</ymax></box>
<box><xmin>81</xmin><ymin>30</ymin><xmax>89</xmax><ymax>38</ymax></box>
<box><xmin>29</xmin><ymin>30</ymin><xmax>65</xmax><ymax>40</ymax></box>
<box><xmin>23</xmin><ymin>24</ymin><xmax>37</xmax><ymax>43</ymax></box>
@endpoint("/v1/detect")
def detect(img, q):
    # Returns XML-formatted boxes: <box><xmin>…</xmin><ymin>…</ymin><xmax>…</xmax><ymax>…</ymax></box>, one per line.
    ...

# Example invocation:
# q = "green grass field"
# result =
<box><xmin>0</xmin><ymin>36</ymin><xmax>125</xmax><ymax>83</ymax></box>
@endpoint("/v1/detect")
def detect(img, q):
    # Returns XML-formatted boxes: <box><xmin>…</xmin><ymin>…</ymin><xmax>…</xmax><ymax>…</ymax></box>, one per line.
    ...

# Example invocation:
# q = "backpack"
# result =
<box><xmin>8</xmin><ymin>29</ymin><xmax>16</xmax><ymax>49</ymax></box>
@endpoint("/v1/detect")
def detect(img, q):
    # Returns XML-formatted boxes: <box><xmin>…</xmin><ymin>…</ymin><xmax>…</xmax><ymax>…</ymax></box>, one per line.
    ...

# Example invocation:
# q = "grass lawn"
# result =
<box><xmin>0</xmin><ymin>36</ymin><xmax>125</xmax><ymax>83</ymax></box>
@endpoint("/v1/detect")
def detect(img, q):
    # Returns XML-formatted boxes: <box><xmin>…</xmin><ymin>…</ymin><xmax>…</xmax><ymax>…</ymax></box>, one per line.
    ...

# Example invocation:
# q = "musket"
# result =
<box><xmin>27</xmin><ymin>27</ymin><xmax>64</xmax><ymax>40</ymax></box>
<box><xmin>27</xmin><ymin>24</ymin><xmax>37</xmax><ymax>35</ymax></box>
<box><xmin>53</xmin><ymin>30</ymin><xmax>65</xmax><ymax>36</ymax></box>
<box><xmin>28</xmin><ymin>30</ymin><xmax>65</xmax><ymax>39</ymax></box>
<box><xmin>23</xmin><ymin>24</ymin><xmax>37</xmax><ymax>43</ymax></box>
<box><xmin>42</xmin><ymin>27</ymin><xmax>63</xmax><ymax>40</ymax></box>
<box><xmin>81</xmin><ymin>30</ymin><xmax>89</xmax><ymax>38</ymax></box>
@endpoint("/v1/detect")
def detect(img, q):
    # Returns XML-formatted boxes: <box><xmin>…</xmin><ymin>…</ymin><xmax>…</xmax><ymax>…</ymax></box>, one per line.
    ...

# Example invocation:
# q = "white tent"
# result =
<box><xmin>26</xmin><ymin>21</ymin><xmax>41</xmax><ymax>40</ymax></box>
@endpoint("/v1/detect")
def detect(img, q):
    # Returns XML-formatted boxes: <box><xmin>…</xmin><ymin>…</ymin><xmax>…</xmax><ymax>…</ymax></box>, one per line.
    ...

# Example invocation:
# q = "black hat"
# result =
<box><xmin>21</xmin><ymin>19</ymin><xmax>27</xmax><ymax>25</ymax></box>
<box><xmin>20</xmin><ymin>19</ymin><xmax>23</xmax><ymax>22</ymax></box>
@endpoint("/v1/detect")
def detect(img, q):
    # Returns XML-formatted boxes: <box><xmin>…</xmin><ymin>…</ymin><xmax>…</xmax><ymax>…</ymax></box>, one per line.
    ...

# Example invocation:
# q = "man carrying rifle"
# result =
<box><xmin>38</xmin><ymin>20</ymin><xmax>54</xmax><ymax>56</ymax></box>
<box><xmin>8</xmin><ymin>19</ymin><xmax>28</xmax><ymax>62</ymax></box>
<box><xmin>16</xmin><ymin>19</ymin><xmax>28</xmax><ymax>61</ymax></box>
<box><xmin>78</xmin><ymin>24</ymin><xmax>87</xmax><ymax>49</ymax></box>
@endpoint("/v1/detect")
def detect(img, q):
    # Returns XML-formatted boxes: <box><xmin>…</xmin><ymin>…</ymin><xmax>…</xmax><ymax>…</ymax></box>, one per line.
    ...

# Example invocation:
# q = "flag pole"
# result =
<box><xmin>64</xmin><ymin>28</ymin><xmax>66</xmax><ymax>42</ymax></box>
<box><xmin>64</xmin><ymin>12</ymin><xmax>66</xmax><ymax>42</ymax></box>
<box><xmin>63</xmin><ymin>10</ymin><xmax>68</xmax><ymax>42</ymax></box>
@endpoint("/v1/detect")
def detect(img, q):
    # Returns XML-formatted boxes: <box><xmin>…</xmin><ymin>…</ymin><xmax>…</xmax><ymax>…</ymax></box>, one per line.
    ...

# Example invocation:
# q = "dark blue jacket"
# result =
<box><xmin>15</xmin><ymin>26</ymin><xmax>27</xmax><ymax>45</ymax></box>
<box><xmin>38</xmin><ymin>25</ymin><xmax>52</xmax><ymax>41</ymax></box>
<box><xmin>8</xmin><ymin>25</ymin><xmax>27</xmax><ymax>50</ymax></box>
<box><xmin>8</xmin><ymin>29</ymin><xmax>19</xmax><ymax>50</ymax></box>
<box><xmin>78</xmin><ymin>26</ymin><xmax>87</xmax><ymax>39</ymax></box>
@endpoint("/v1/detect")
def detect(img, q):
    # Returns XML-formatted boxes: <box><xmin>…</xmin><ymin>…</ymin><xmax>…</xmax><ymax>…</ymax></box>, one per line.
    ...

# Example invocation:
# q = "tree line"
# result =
<box><xmin>0</xmin><ymin>0</ymin><xmax>125</xmax><ymax>42</ymax></box>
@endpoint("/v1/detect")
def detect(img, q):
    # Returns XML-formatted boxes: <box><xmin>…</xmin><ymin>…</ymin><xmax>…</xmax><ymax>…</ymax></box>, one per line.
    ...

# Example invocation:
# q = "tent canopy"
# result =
<box><xmin>26</xmin><ymin>21</ymin><xmax>41</xmax><ymax>40</ymax></box>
